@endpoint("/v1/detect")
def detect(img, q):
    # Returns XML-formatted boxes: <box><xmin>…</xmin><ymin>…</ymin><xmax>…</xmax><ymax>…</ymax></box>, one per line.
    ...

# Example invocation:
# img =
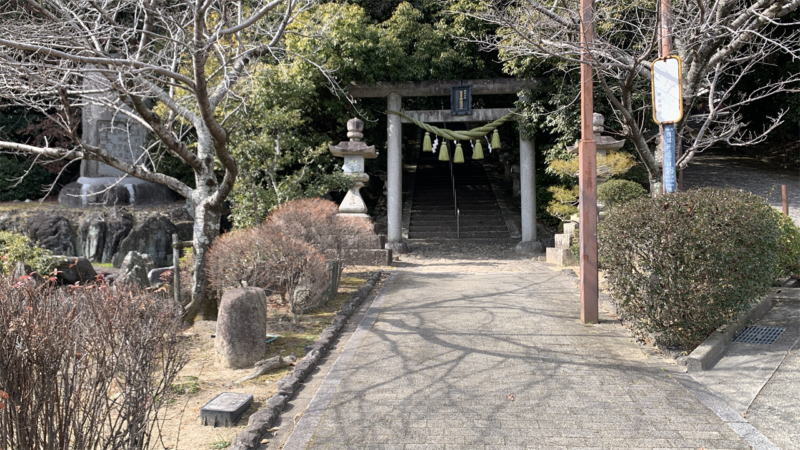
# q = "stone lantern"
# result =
<box><xmin>329</xmin><ymin>118</ymin><xmax>377</xmax><ymax>217</ymax></box>
<box><xmin>547</xmin><ymin>113</ymin><xmax>626</xmax><ymax>266</ymax></box>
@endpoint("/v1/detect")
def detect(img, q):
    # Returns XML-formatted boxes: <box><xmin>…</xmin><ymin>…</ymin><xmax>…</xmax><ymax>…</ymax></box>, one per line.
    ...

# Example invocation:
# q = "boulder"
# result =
<box><xmin>216</xmin><ymin>287</ymin><xmax>267</xmax><ymax>369</ymax></box>
<box><xmin>27</xmin><ymin>213</ymin><xmax>75</xmax><ymax>256</ymax></box>
<box><xmin>77</xmin><ymin>212</ymin><xmax>106</xmax><ymax>262</ymax></box>
<box><xmin>112</xmin><ymin>214</ymin><xmax>177</xmax><ymax>268</ymax></box>
<box><xmin>77</xmin><ymin>209</ymin><xmax>133</xmax><ymax>263</ymax></box>
<box><xmin>54</xmin><ymin>257</ymin><xmax>97</xmax><ymax>285</ymax></box>
<box><xmin>102</xmin><ymin>209</ymin><xmax>133</xmax><ymax>263</ymax></box>
<box><xmin>116</xmin><ymin>251</ymin><xmax>155</xmax><ymax>288</ymax></box>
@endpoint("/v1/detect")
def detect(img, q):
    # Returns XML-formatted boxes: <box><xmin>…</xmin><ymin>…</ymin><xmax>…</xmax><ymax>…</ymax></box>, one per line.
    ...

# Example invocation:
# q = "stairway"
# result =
<box><xmin>409</xmin><ymin>151</ymin><xmax>510</xmax><ymax>239</ymax></box>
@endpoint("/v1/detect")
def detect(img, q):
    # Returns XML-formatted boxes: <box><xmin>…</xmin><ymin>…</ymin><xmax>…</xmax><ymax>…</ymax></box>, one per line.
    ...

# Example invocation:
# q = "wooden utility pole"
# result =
<box><xmin>579</xmin><ymin>0</ymin><xmax>598</xmax><ymax>323</ymax></box>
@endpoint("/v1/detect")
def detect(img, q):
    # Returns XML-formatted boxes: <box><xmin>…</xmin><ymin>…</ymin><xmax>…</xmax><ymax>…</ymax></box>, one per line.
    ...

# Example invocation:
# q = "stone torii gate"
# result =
<box><xmin>348</xmin><ymin>78</ymin><xmax>545</xmax><ymax>254</ymax></box>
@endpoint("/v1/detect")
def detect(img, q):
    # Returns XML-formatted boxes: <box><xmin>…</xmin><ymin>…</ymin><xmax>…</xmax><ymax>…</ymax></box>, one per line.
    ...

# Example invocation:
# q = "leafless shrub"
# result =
<box><xmin>0</xmin><ymin>276</ymin><xmax>186</xmax><ymax>449</ymax></box>
<box><xmin>206</xmin><ymin>227</ymin><xmax>272</xmax><ymax>294</ymax></box>
<box><xmin>265</xmin><ymin>197</ymin><xmax>374</xmax><ymax>264</ymax></box>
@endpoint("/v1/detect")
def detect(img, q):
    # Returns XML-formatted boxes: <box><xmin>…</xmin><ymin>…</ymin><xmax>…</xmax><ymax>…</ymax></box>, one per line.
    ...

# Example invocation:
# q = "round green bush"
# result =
<box><xmin>597</xmin><ymin>179</ymin><xmax>648</xmax><ymax>209</ymax></box>
<box><xmin>598</xmin><ymin>188</ymin><xmax>781</xmax><ymax>350</ymax></box>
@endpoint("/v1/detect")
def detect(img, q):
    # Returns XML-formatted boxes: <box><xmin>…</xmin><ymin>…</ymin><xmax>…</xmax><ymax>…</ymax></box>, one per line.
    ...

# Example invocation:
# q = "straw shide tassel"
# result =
<box><xmin>491</xmin><ymin>130</ymin><xmax>501</xmax><ymax>150</ymax></box>
<box><xmin>422</xmin><ymin>132</ymin><xmax>432</xmax><ymax>152</ymax></box>
<box><xmin>453</xmin><ymin>142</ymin><xmax>465</xmax><ymax>163</ymax></box>
<box><xmin>439</xmin><ymin>141</ymin><xmax>450</xmax><ymax>161</ymax></box>
<box><xmin>472</xmin><ymin>140</ymin><xmax>484</xmax><ymax>160</ymax></box>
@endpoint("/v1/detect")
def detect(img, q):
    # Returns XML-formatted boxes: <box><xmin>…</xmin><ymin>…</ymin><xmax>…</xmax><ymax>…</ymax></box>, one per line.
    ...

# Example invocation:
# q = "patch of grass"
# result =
<box><xmin>171</xmin><ymin>376</ymin><xmax>200</xmax><ymax>395</ymax></box>
<box><xmin>208</xmin><ymin>436</ymin><xmax>232</xmax><ymax>450</ymax></box>
<box><xmin>93</xmin><ymin>262</ymin><xmax>114</xmax><ymax>268</ymax></box>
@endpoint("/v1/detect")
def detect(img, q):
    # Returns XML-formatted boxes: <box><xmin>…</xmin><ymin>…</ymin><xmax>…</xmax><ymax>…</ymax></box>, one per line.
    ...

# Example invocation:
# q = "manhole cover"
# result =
<box><xmin>732</xmin><ymin>326</ymin><xmax>786</xmax><ymax>344</ymax></box>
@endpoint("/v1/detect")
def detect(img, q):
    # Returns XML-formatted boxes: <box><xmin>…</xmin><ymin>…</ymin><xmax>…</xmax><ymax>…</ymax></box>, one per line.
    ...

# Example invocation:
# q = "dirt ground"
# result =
<box><xmin>153</xmin><ymin>268</ymin><xmax>378</xmax><ymax>450</ymax></box>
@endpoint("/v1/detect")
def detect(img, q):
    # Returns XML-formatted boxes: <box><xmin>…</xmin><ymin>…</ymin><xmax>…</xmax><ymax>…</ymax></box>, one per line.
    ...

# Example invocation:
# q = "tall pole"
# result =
<box><xmin>783</xmin><ymin>185</ymin><xmax>789</xmax><ymax>216</ymax></box>
<box><xmin>659</xmin><ymin>0</ymin><xmax>677</xmax><ymax>193</ymax></box>
<box><xmin>579</xmin><ymin>0</ymin><xmax>598</xmax><ymax>323</ymax></box>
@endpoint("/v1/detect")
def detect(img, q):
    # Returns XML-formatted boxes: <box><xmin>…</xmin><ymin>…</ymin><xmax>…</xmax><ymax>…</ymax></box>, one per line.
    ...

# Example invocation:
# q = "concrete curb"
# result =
<box><xmin>227</xmin><ymin>271</ymin><xmax>383</xmax><ymax>450</ymax></box>
<box><xmin>680</xmin><ymin>295</ymin><xmax>774</xmax><ymax>372</ymax></box>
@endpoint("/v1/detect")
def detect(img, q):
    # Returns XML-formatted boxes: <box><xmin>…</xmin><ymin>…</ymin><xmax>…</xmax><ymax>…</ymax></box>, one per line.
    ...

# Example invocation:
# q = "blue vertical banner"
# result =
<box><xmin>663</xmin><ymin>124</ymin><xmax>677</xmax><ymax>193</ymax></box>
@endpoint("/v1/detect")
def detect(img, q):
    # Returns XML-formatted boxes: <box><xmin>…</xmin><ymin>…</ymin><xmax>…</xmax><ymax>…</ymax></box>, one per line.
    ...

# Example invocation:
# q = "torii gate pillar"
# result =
<box><xmin>515</xmin><ymin>132</ymin><xmax>543</xmax><ymax>255</ymax></box>
<box><xmin>386</xmin><ymin>92</ymin><xmax>410</xmax><ymax>254</ymax></box>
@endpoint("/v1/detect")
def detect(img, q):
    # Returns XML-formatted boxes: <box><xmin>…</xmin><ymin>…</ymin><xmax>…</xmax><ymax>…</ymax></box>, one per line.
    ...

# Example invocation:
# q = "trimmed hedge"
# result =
<box><xmin>598</xmin><ymin>179</ymin><xmax>648</xmax><ymax>209</ymax></box>
<box><xmin>598</xmin><ymin>188</ymin><xmax>781</xmax><ymax>350</ymax></box>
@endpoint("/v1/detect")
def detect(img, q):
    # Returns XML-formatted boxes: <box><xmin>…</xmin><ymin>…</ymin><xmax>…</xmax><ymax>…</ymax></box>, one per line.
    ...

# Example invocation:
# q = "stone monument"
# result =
<box><xmin>328</xmin><ymin>118</ymin><xmax>378</xmax><ymax>217</ymax></box>
<box><xmin>59</xmin><ymin>80</ymin><xmax>180</xmax><ymax>207</ymax></box>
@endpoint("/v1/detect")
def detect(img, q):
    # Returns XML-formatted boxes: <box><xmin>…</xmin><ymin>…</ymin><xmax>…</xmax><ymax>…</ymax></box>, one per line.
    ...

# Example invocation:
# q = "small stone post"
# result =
<box><xmin>329</xmin><ymin>118</ymin><xmax>378</xmax><ymax>217</ymax></box>
<box><xmin>172</xmin><ymin>233</ymin><xmax>181</xmax><ymax>305</ymax></box>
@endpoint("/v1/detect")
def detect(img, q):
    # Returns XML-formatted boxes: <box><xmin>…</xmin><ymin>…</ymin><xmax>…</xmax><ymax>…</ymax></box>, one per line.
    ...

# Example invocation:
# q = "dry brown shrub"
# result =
<box><xmin>206</xmin><ymin>227</ymin><xmax>272</xmax><ymax>294</ymax></box>
<box><xmin>206</xmin><ymin>225</ymin><xmax>328</xmax><ymax>322</ymax></box>
<box><xmin>0</xmin><ymin>277</ymin><xmax>186</xmax><ymax>449</ymax></box>
<box><xmin>265</xmin><ymin>198</ymin><xmax>374</xmax><ymax>263</ymax></box>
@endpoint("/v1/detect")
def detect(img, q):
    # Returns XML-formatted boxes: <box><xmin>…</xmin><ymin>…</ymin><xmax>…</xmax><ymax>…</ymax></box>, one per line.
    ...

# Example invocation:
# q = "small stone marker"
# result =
<box><xmin>200</xmin><ymin>392</ymin><xmax>253</xmax><ymax>427</ymax></box>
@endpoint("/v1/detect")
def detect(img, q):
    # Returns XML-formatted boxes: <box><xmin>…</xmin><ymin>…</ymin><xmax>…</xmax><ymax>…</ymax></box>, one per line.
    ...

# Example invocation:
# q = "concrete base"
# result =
<box><xmin>514</xmin><ymin>240</ymin><xmax>544</xmax><ymax>255</ymax></box>
<box><xmin>337</xmin><ymin>213</ymin><xmax>370</xmax><ymax>220</ymax></box>
<box><xmin>385</xmin><ymin>241</ymin><xmax>410</xmax><ymax>254</ymax></box>
<box><xmin>200</xmin><ymin>392</ymin><xmax>253</xmax><ymax>427</ymax></box>
<box><xmin>546</xmin><ymin>247</ymin><xmax>576</xmax><ymax>266</ymax></box>
<box><xmin>59</xmin><ymin>177</ymin><xmax>181</xmax><ymax>207</ymax></box>
<box><xmin>554</xmin><ymin>233</ymin><xmax>572</xmax><ymax>249</ymax></box>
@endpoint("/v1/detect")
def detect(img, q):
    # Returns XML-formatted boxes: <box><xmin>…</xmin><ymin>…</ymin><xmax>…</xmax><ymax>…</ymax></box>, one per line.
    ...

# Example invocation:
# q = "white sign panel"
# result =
<box><xmin>343</xmin><ymin>155</ymin><xmax>365</xmax><ymax>173</ymax></box>
<box><xmin>651</xmin><ymin>56</ymin><xmax>683</xmax><ymax>124</ymax></box>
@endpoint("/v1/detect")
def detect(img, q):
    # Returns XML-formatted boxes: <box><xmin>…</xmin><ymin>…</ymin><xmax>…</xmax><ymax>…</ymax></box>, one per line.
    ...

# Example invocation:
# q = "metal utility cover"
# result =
<box><xmin>732</xmin><ymin>326</ymin><xmax>786</xmax><ymax>345</ymax></box>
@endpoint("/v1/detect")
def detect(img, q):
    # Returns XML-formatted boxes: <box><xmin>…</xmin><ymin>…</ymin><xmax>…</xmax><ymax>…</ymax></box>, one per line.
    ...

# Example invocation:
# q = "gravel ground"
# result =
<box><xmin>681</xmin><ymin>148</ymin><xmax>800</xmax><ymax>225</ymax></box>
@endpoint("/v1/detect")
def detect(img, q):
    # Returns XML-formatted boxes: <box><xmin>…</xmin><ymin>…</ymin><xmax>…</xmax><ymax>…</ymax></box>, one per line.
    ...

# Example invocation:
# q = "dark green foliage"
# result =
<box><xmin>598</xmin><ymin>188</ymin><xmax>781</xmax><ymax>350</ymax></box>
<box><xmin>0</xmin><ymin>155</ymin><xmax>55</xmax><ymax>202</ymax></box>
<box><xmin>611</xmin><ymin>164</ymin><xmax>650</xmax><ymax>192</ymax></box>
<box><xmin>597</xmin><ymin>179</ymin><xmax>648</xmax><ymax>209</ymax></box>
<box><xmin>775</xmin><ymin>212</ymin><xmax>800</xmax><ymax>277</ymax></box>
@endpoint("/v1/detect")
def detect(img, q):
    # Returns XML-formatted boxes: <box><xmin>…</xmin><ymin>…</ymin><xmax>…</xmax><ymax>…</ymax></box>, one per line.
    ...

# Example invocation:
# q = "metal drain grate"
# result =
<box><xmin>732</xmin><ymin>326</ymin><xmax>786</xmax><ymax>344</ymax></box>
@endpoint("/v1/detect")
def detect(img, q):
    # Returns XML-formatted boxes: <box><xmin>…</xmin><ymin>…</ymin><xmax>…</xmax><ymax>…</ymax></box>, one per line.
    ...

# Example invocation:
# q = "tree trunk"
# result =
<box><xmin>183</xmin><ymin>191</ymin><xmax>222</xmax><ymax>323</ymax></box>
<box><xmin>649</xmin><ymin>177</ymin><xmax>664</xmax><ymax>197</ymax></box>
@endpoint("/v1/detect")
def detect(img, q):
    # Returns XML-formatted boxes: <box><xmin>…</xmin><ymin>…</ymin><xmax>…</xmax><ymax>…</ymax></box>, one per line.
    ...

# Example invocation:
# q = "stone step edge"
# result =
<box><xmin>229</xmin><ymin>271</ymin><xmax>384</xmax><ymax>450</ymax></box>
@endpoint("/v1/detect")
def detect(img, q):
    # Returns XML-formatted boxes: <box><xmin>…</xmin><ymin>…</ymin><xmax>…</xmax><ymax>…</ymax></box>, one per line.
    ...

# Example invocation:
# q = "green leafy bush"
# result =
<box><xmin>775</xmin><ymin>212</ymin><xmax>800</xmax><ymax>276</ymax></box>
<box><xmin>598</xmin><ymin>179</ymin><xmax>648</xmax><ymax>209</ymax></box>
<box><xmin>0</xmin><ymin>231</ymin><xmax>58</xmax><ymax>276</ymax></box>
<box><xmin>598</xmin><ymin>188</ymin><xmax>781</xmax><ymax>350</ymax></box>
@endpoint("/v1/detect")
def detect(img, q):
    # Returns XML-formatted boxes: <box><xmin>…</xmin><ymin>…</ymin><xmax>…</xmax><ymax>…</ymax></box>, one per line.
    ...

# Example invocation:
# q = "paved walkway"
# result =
<box><xmin>284</xmin><ymin>267</ymin><xmax>750</xmax><ymax>449</ymax></box>
<box><xmin>682</xmin><ymin>148</ymin><xmax>800</xmax><ymax>226</ymax></box>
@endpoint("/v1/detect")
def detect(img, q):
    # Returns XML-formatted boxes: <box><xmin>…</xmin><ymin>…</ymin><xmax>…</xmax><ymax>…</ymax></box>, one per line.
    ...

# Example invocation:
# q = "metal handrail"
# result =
<box><xmin>448</xmin><ymin>149</ymin><xmax>460</xmax><ymax>238</ymax></box>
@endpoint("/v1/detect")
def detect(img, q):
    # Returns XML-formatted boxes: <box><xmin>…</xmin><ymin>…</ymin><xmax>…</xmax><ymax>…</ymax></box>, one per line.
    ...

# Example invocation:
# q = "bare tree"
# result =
<box><xmin>468</xmin><ymin>0</ymin><xmax>800</xmax><ymax>192</ymax></box>
<box><xmin>0</xmin><ymin>0</ymin><xmax>317</xmax><ymax>320</ymax></box>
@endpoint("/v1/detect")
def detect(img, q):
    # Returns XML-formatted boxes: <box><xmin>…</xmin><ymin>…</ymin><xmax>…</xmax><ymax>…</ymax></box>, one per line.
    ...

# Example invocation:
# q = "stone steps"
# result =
<box><xmin>408</xmin><ymin>156</ymin><xmax>510</xmax><ymax>239</ymax></box>
<box><xmin>409</xmin><ymin>231</ymin><xmax>511</xmax><ymax>239</ymax></box>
